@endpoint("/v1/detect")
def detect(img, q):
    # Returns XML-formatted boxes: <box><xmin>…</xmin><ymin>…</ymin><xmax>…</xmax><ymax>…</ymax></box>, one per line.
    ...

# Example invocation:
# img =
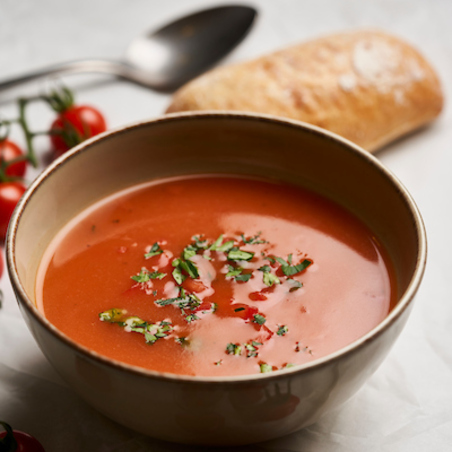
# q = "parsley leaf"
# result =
<box><xmin>276</xmin><ymin>256</ymin><xmax>312</xmax><ymax>276</ymax></box>
<box><xmin>260</xmin><ymin>363</ymin><xmax>273</xmax><ymax>373</ymax></box>
<box><xmin>172</xmin><ymin>257</ymin><xmax>199</xmax><ymax>283</ymax></box>
<box><xmin>209</xmin><ymin>235</ymin><xmax>224</xmax><ymax>250</ymax></box>
<box><xmin>241</xmin><ymin>232</ymin><xmax>268</xmax><ymax>245</ymax></box>
<box><xmin>99</xmin><ymin>308</ymin><xmax>125</xmax><ymax>323</ymax></box>
<box><xmin>226</xmin><ymin>264</ymin><xmax>241</xmax><ymax>278</ymax></box>
<box><xmin>226</xmin><ymin>343</ymin><xmax>242</xmax><ymax>356</ymax></box>
<box><xmin>236</xmin><ymin>273</ymin><xmax>252</xmax><ymax>282</ymax></box>
<box><xmin>175</xmin><ymin>336</ymin><xmax>189</xmax><ymax>346</ymax></box>
<box><xmin>172</xmin><ymin>266</ymin><xmax>185</xmax><ymax>285</ymax></box>
<box><xmin>263</xmin><ymin>255</ymin><xmax>276</xmax><ymax>264</ymax></box>
<box><xmin>144</xmin><ymin>242</ymin><xmax>163</xmax><ymax>259</ymax></box>
<box><xmin>183</xmin><ymin>244</ymin><xmax>197</xmax><ymax>260</ymax></box>
<box><xmin>226</xmin><ymin>265</ymin><xmax>252</xmax><ymax>282</ymax></box>
<box><xmin>209</xmin><ymin>235</ymin><xmax>235</xmax><ymax>252</ymax></box>
<box><xmin>227</xmin><ymin>249</ymin><xmax>255</xmax><ymax>261</ymax></box>
<box><xmin>287</xmin><ymin>278</ymin><xmax>303</xmax><ymax>292</ymax></box>
<box><xmin>192</xmin><ymin>235</ymin><xmax>208</xmax><ymax>249</ymax></box>
<box><xmin>258</xmin><ymin>265</ymin><xmax>280</xmax><ymax>287</ymax></box>
<box><xmin>155</xmin><ymin>297</ymin><xmax>181</xmax><ymax>306</ymax></box>
<box><xmin>253</xmin><ymin>314</ymin><xmax>266</xmax><ymax>325</ymax></box>
<box><xmin>277</xmin><ymin>325</ymin><xmax>288</xmax><ymax>336</ymax></box>
<box><xmin>244</xmin><ymin>342</ymin><xmax>261</xmax><ymax>358</ymax></box>
<box><xmin>185</xmin><ymin>313</ymin><xmax>200</xmax><ymax>323</ymax></box>
<box><xmin>99</xmin><ymin>310</ymin><xmax>173</xmax><ymax>345</ymax></box>
<box><xmin>131</xmin><ymin>268</ymin><xmax>166</xmax><ymax>283</ymax></box>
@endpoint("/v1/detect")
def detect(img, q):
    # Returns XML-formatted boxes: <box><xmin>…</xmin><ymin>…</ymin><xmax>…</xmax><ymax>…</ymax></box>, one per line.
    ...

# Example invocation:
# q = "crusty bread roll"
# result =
<box><xmin>166</xmin><ymin>30</ymin><xmax>443</xmax><ymax>152</ymax></box>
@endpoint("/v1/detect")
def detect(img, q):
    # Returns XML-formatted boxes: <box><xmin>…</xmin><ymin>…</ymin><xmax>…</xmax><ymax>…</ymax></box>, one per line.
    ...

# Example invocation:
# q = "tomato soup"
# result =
<box><xmin>36</xmin><ymin>175</ymin><xmax>395</xmax><ymax>377</ymax></box>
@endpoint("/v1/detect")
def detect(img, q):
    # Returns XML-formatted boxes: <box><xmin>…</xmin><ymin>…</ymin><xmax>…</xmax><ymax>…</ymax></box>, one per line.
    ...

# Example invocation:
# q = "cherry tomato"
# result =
<box><xmin>0</xmin><ymin>182</ymin><xmax>26</xmax><ymax>241</ymax></box>
<box><xmin>0</xmin><ymin>421</ymin><xmax>45</xmax><ymax>452</ymax></box>
<box><xmin>50</xmin><ymin>105</ymin><xmax>106</xmax><ymax>157</ymax></box>
<box><xmin>0</xmin><ymin>140</ymin><xmax>26</xmax><ymax>178</ymax></box>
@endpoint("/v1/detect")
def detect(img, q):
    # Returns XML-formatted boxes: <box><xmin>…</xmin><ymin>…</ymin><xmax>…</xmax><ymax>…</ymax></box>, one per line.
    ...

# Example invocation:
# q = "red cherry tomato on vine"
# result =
<box><xmin>0</xmin><ymin>182</ymin><xmax>26</xmax><ymax>241</ymax></box>
<box><xmin>0</xmin><ymin>421</ymin><xmax>45</xmax><ymax>452</ymax></box>
<box><xmin>0</xmin><ymin>140</ymin><xmax>27</xmax><ymax>178</ymax></box>
<box><xmin>50</xmin><ymin>105</ymin><xmax>107</xmax><ymax>157</ymax></box>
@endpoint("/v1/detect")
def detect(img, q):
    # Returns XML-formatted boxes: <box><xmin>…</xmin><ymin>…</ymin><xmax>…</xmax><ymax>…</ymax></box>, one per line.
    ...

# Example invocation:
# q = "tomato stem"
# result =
<box><xmin>17</xmin><ymin>98</ymin><xmax>38</xmax><ymax>168</ymax></box>
<box><xmin>0</xmin><ymin>421</ymin><xmax>18</xmax><ymax>452</ymax></box>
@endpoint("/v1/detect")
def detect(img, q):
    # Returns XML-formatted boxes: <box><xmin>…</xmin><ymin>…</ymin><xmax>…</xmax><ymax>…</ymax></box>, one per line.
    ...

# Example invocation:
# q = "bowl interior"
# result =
<box><xmin>11</xmin><ymin>112</ymin><xmax>423</xmax><ymax>334</ymax></box>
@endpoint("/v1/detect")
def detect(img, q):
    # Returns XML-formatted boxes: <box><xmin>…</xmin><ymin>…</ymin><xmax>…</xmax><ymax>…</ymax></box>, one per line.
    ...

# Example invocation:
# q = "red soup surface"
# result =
<box><xmin>36</xmin><ymin>175</ymin><xmax>396</xmax><ymax>377</ymax></box>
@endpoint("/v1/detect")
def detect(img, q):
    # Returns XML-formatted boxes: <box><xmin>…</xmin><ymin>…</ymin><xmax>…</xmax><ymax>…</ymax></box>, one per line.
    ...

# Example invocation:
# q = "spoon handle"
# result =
<box><xmin>0</xmin><ymin>59</ymin><xmax>153</xmax><ymax>92</ymax></box>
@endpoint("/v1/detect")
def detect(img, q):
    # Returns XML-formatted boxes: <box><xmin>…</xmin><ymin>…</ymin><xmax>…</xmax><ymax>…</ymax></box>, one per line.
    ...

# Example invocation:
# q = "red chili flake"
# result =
<box><xmin>249</xmin><ymin>291</ymin><xmax>268</xmax><ymax>301</ymax></box>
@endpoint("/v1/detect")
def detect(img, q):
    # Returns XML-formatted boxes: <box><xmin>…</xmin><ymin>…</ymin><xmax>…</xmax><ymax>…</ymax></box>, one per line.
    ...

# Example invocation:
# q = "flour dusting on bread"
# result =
<box><xmin>167</xmin><ymin>30</ymin><xmax>443</xmax><ymax>152</ymax></box>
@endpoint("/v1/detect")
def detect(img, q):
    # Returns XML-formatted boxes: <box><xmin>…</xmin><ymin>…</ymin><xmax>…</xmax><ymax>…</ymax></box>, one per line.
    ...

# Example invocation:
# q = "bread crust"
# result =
<box><xmin>166</xmin><ymin>30</ymin><xmax>443</xmax><ymax>152</ymax></box>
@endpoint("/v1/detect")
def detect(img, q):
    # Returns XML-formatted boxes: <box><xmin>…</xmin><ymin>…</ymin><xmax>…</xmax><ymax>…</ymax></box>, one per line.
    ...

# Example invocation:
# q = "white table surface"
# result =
<box><xmin>1</xmin><ymin>0</ymin><xmax>451</xmax><ymax>450</ymax></box>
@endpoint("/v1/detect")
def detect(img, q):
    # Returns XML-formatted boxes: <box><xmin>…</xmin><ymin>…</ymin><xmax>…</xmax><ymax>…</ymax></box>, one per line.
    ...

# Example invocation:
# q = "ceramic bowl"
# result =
<box><xmin>6</xmin><ymin>112</ymin><xmax>426</xmax><ymax>446</ymax></box>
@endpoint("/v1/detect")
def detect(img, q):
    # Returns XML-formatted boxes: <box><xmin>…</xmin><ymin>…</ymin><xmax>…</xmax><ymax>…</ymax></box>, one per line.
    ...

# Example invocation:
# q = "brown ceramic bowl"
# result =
<box><xmin>6</xmin><ymin>112</ymin><xmax>426</xmax><ymax>446</ymax></box>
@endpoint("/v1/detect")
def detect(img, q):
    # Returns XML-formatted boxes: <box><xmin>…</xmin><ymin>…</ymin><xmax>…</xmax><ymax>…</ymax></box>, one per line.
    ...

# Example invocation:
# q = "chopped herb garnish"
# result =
<box><xmin>226</xmin><ymin>343</ymin><xmax>242</xmax><ymax>356</ymax></box>
<box><xmin>183</xmin><ymin>244</ymin><xmax>197</xmax><ymax>260</ymax></box>
<box><xmin>258</xmin><ymin>265</ymin><xmax>280</xmax><ymax>287</ymax></box>
<box><xmin>277</xmin><ymin>325</ymin><xmax>288</xmax><ymax>336</ymax></box>
<box><xmin>227</xmin><ymin>249</ymin><xmax>255</xmax><ymax>262</ymax></box>
<box><xmin>236</xmin><ymin>273</ymin><xmax>252</xmax><ymax>282</ymax></box>
<box><xmin>287</xmin><ymin>279</ymin><xmax>303</xmax><ymax>292</ymax></box>
<box><xmin>131</xmin><ymin>268</ymin><xmax>151</xmax><ymax>283</ymax></box>
<box><xmin>144</xmin><ymin>242</ymin><xmax>163</xmax><ymax>259</ymax></box>
<box><xmin>244</xmin><ymin>342</ymin><xmax>261</xmax><ymax>358</ymax></box>
<box><xmin>192</xmin><ymin>235</ymin><xmax>209</xmax><ymax>249</ymax></box>
<box><xmin>203</xmin><ymin>302</ymin><xmax>217</xmax><ymax>314</ymax></box>
<box><xmin>172</xmin><ymin>257</ymin><xmax>199</xmax><ymax>282</ymax></box>
<box><xmin>264</xmin><ymin>255</ymin><xmax>276</xmax><ymax>264</ymax></box>
<box><xmin>226</xmin><ymin>264</ymin><xmax>252</xmax><ymax>282</ymax></box>
<box><xmin>258</xmin><ymin>265</ymin><xmax>271</xmax><ymax>272</ymax></box>
<box><xmin>218</xmin><ymin>241</ymin><xmax>235</xmax><ymax>252</ymax></box>
<box><xmin>175</xmin><ymin>336</ymin><xmax>189</xmax><ymax>346</ymax></box>
<box><xmin>275</xmin><ymin>256</ymin><xmax>312</xmax><ymax>276</ymax></box>
<box><xmin>209</xmin><ymin>235</ymin><xmax>224</xmax><ymax>251</ymax></box>
<box><xmin>99</xmin><ymin>308</ymin><xmax>125</xmax><ymax>323</ymax></box>
<box><xmin>253</xmin><ymin>314</ymin><xmax>267</xmax><ymax>325</ymax></box>
<box><xmin>217</xmin><ymin>241</ymin><xmax>234</xmax><ymax>252</ymax></box>
<box><xmin>156</xmin><ymin>290</ymin><xmax>202</xmax><ymax>312</ymax></box>
<box><xmin>283</xmin><ymin>363</ymin><xmax>295</xmax><ymax>368</ymax></box>
<box><xmin>155</xmin><ymin>297</ymin><xmax>180</xmax><ymax>306</ymax></box>
<box><xmin>99</xmin><ymin>309</ymin><xmax>173</xmax><ymax>345</ymax></box>
<box><xmin>260</xmin><ymin>363</ymin><xmax>273</xmax><ymax>373</ymax></box>
<box><xmin>263</xmin><ymin>272</ymin><xmax>280</xmax><ymax>286</ymax></box>
<box><xmin>185</xmin><ymin>313</ymin><xmax>200</xmax><ymax>323</ymax></box>
<box><xmin>131</xmin><ymin>268</ymin><xmax>166</xmax><ymax>283</ymax></box>
<box><xmin>172</xmin><ymin>266</ymin><xmax>185</xmax><ymax>285</ymax></box>
<box><xmin>226</xmin><ymin>264</ymin><xmax>242</xmax><ymax>278</ymax></box>
<box><xmin>241</xmin><ymin>232</ymin><xmax>268</xmax><ymax>245</ymax></box>
<box><xmin>209</xmin><ymin>235</ymin><xmax>236</xmax><ymax>252</ymax></box>
<box><xmin>234</xmin><ymin>307</ymin><xmax>245</xmax><ymax>312</ymax></box>
<box><xmin>215</xmin><ymin>360</ymin><xmax>223</xmax><ymax>366</ymax></box>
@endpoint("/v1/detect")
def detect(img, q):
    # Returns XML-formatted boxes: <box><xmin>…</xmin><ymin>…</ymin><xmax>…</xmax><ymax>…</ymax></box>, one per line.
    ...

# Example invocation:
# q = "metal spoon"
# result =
<box><xmin>0</xmin><ymin>5</ymin><xmax>257</xmax><ymax>93</ymax></box>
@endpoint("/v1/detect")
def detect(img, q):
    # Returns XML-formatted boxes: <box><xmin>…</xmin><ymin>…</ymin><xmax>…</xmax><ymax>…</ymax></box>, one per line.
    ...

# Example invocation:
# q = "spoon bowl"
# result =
<box><xmin>0</xmin><ymin>5</ymin><xmax>257</xmax><ymax>92</ymax></box>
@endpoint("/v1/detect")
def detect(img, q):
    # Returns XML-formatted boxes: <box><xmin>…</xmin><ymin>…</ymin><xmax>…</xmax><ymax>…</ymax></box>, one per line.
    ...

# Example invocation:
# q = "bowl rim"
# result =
<box><xmin>6</xmin><ymin>111</ymin><xmax>427</xmax><ymax>385</ymax></box>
